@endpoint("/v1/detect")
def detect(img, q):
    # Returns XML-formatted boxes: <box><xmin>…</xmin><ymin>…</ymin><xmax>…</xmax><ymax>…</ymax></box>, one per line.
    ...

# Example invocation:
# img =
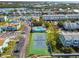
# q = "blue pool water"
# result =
<box><xmin>32</xmin><ymin>27</ymin><xmax>46</xmax><ymax>32</ymax></box>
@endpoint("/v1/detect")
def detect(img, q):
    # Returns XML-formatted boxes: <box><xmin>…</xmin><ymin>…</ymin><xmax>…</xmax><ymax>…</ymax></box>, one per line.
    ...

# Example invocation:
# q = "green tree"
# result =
<box><xmin>47</xmin><ymin>23</ymin><xmax>60</xmax><ymax>51</ymax></box>
<box><xmin>44</xmin><ymin>22</ymin><xmax>50</xmax><ymax>28</ymax></box>
<box><xmin>31</xmin><ymin>18</ymin><xmax>43</xmax><ymax>26</ymax></box>
<box><xmin>58</xmin><ymin>21</ymin><xmax>64</xmax><ymax>27</ymax></box>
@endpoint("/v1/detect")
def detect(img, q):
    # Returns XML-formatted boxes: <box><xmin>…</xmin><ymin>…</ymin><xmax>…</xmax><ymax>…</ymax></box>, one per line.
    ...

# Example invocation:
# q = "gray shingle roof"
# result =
<box><xmin>43</xmin><ymin>14</ymin><xmax>79</xmax><ymax>21</ymax></box>
<box><xmin>64</xmin><ymin>22</ymin><xmax>79</xmax><ymax>30</ymax></box>
<box><xmin>60</xmin><ymin>32</ymin><xmax>79</xmax><ymax>47</ymax></box>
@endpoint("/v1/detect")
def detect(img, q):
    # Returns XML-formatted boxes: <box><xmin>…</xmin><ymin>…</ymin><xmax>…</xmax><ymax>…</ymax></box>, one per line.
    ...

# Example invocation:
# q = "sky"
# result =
<box><xmin>0</xmin><ymin>0</ymin><xmax>79</xmax><ymax>2</ymax></box>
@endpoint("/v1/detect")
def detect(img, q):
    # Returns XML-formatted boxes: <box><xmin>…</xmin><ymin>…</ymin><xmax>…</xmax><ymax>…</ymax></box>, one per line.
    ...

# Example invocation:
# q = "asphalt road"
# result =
<box><xmin>19</xmin><ymin>25</ymin><xmax>31</xmax><ymax>58</ymax></box>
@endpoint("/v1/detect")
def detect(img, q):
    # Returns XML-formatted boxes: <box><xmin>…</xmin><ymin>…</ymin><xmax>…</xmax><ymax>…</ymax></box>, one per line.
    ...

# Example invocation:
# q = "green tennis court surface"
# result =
<box><xmin>29</xmin><ymin>33</ymin><xmax>49</xmax><ymax>55</ymax></box>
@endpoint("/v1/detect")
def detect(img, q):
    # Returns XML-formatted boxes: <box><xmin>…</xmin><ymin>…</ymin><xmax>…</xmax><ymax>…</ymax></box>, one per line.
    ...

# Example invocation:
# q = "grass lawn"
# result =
<box><xmin>28</xmin><ymin>33</ymin><xmax>49</xmax><ymax>56</ymax></box>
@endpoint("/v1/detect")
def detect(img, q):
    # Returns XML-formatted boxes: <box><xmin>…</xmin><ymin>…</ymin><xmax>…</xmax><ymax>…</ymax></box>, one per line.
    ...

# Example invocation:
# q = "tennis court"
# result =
<box><xmin>29</xmin><ymin>33</ymin><xmax>49</xmax><ymax>55</ymax></box>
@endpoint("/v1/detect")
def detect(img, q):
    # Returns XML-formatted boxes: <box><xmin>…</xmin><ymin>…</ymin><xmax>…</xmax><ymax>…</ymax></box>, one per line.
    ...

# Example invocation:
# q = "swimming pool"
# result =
<box><xmin>32</xmin><ymin>26</ymin><xmax>46</xmax><ymax>32</ymax></box>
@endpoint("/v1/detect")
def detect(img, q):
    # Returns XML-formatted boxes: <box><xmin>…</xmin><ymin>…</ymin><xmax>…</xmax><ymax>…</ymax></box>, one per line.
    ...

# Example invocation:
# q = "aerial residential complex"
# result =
<box><xmin>0</xmin><ymin>1</ymin><xmax>79</xmax><ymax>58</ymax></box>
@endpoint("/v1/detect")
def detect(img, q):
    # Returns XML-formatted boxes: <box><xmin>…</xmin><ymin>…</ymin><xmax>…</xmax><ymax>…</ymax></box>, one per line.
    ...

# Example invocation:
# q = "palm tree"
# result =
<box><xmin>47</xmin><ymin>23</ymin><xmax>60</xmax><ymax>51</ymax></box>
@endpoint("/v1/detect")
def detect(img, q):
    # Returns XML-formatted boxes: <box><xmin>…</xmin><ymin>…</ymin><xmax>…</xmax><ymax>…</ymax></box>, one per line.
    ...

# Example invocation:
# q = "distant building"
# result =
<box><xmin>1</xmin><ymin>26</ymin><xmax>17</xmax><ymax>31</ymax></box>
<box><xmin>63</xmin><ymin>22</ymin><xmax>79</xmax><ymax>30</ymax></box>
<box><xmin>1</xmin><ymin>22</ymin><xmax>21</xmax><ymax>31</ymax></box>
<box><xmin>0</xmin><ymin>18</ymin><xmax>5</xmax><ymax>22</ymax></box>
<box><xmin>10</xmin><ymin>20</ymin><xmax>20</xmax><ymax>25</ymax></box>
<box><xmin>0</xmin><ymin>16</ymin><xmax>8</xmax><ymax>22</ymax></box>
<box><xmin>10</xmin><ymin>20</ymin><xmax>21</xmax><ymax>30</ymax></box>
<box><xmin>59</xmin><ymin>31</ymin><xmax>79</xmax><ymax>47</ymax></box>
<box><xmin>43</xmin><ymin>14</ymin><xmax>79</xmax><ymax>21</ymax></box>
